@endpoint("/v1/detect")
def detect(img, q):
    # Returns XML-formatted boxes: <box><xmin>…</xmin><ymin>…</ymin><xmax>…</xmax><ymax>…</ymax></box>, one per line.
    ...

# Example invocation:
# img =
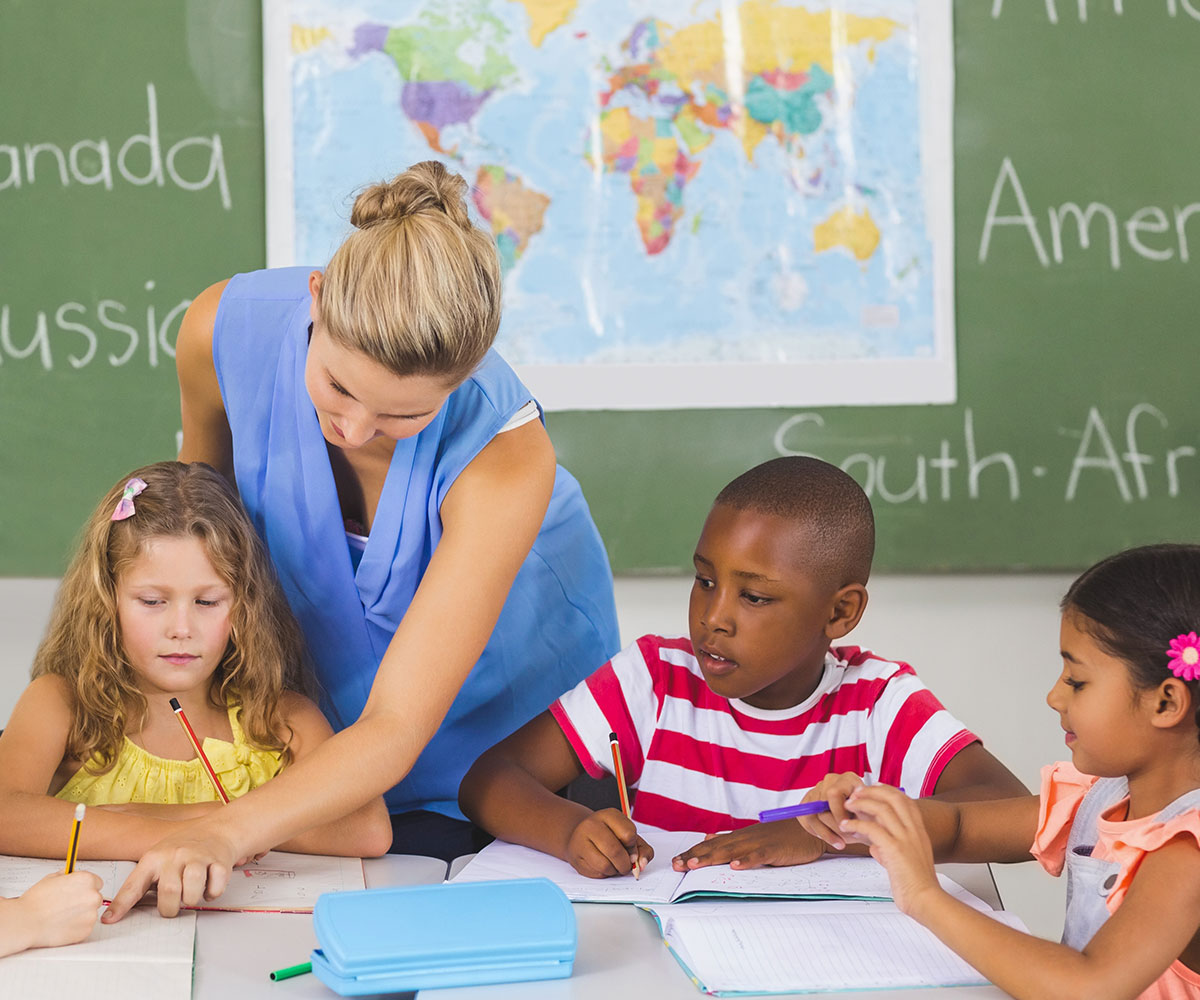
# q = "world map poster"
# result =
<box><xmin>264</xmin><ymin>0</ymin><xmax>955</xmax><ymax>409</ymax></box>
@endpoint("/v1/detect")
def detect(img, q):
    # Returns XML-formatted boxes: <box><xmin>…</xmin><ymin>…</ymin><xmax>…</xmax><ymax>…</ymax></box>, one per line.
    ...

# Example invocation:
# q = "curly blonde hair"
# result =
<box><xmin>318</xmin><ymin>160</ymin><xmax>503</xmax><ymax>383</ymax></box>
<box><xmin>32</xmin><ymin>462</ymin><xmax>310</xmax><ymax>774</ymax></box>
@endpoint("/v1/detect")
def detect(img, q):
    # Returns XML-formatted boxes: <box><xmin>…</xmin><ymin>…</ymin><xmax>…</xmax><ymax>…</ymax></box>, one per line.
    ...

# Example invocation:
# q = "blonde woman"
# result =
<box><xmin>0</xmin><ymin>462</ymin><xmax>390</xmax><ymax>859</ymax></box>
<box><xmin>106</xmin><ymin>162</ymin><xmax>619</xmax><ymax>918</ymax></box>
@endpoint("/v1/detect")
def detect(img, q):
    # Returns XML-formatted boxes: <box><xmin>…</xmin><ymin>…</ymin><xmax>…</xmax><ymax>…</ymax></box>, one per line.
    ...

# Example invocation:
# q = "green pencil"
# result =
<box><xmin>269</xmin><ymin>961</ymin><xmax>312</xmax><ymax>981</ymax></box>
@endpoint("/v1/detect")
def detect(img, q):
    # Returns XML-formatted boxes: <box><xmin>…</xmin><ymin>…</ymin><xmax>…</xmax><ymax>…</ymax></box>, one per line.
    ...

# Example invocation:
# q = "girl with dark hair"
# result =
<box><xmin>801</xmin><ymin>544</ymin><xmax>1200</xmax><ymax>999</ymax></box>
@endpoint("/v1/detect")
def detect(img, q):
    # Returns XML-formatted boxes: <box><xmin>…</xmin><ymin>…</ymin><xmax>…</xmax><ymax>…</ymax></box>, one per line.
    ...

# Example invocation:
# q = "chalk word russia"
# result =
<box><xmin>774</xmin><ymin>405</ymin><xmax>1196</xmax><ymax>504</ymax></box>
<box><xmin>0</xmin><ymin>282</ymin><xmax>190</xmax><ymax>370</ymax></box>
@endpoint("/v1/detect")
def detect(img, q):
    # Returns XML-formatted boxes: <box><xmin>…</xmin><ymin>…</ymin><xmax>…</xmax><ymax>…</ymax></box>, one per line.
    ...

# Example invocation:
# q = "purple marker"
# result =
<box><xmin>759</xmin><ymin>787</ymin><xmax>905</xmax><ymax>823</ymax></box>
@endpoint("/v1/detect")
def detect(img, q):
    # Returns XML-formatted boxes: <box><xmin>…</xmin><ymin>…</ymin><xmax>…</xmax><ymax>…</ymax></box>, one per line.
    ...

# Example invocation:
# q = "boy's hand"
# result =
<box><xmin>20</xmin><ymin>871</ymin><xmax>104</xmax><ymax>949</ymax></box>
<box><xmin>796</xmin><ymin>773</ymin><xmax>866</xmax><ymax>851</ymax></box>
<box><xmin>838</xmin><ymin>785</ymin><xmax>941</xmax><ymax>917</ymax></box>
<box><xmin>671</xmin><ymin>819</ymin><xmax>825</xmax><ymax>871</ymax></box>
<box><xmin>565</xmin><ymin>808</ymin><xmax>654</xmax><ymax>879</ymax></box>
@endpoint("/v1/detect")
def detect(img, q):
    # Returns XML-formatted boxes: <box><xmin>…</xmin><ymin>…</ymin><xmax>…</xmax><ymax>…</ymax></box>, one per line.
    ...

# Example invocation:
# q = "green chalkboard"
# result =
<box><xmin>0</xmin><ymin>0</ymin><xmax>265</xmax><ymax>574</ymax></box>
<box><xmin>2</xmin><ymin>2</ymin><xmax>1199</xmax><ymax>575</ymax></box>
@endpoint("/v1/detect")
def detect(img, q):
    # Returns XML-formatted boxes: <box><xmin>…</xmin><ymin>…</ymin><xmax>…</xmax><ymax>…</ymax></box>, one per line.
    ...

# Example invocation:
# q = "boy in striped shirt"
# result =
<box><xmin>460</xmin><ymin>457</ymin><xmax>1025</xmax><ymax>878</ymax></box>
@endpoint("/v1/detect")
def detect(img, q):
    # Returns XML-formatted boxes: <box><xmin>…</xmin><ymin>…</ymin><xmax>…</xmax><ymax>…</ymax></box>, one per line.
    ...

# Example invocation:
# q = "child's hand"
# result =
<box><xmin>672</xmin><ymin>819</ymin><xmax>825</xmax><ymax>871</ymax></box>
<box><xmin>19</xmin><ymin>871</ymin><xmax>104</xmax><ymax>949</ymax></box>
<box><xmin>565</xmin><ymin>808</ymin><xmax>654</xmax><ymax>879</ymax></box>
<box><xmin>793</xmin><ymin>772</ymin><xmax>866</xmax><ymax>851</ymax></box>
<box><xmin>837</xmin><ymin>785</ymin><xmax>942</xmax><ymax>917</ymax></box>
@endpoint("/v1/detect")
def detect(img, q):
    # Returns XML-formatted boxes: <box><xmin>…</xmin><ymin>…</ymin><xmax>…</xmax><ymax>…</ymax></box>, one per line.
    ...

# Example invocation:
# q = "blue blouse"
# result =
<box><xmin>212</xmin><ymin>267</ymin><xmax>620</xmax><ymax>818</ymax></box>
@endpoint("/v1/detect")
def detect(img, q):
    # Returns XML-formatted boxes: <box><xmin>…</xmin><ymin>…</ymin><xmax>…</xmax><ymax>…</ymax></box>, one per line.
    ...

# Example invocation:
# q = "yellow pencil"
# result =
<box><xmin>608</xmin><ymin>731</ymin><xmax>642</xmax><ymax>880</ymax></box>
<box><xmin>64</xmin><ymin>802</ymin><xmax>85</xmax><ymax>874</ymax></box>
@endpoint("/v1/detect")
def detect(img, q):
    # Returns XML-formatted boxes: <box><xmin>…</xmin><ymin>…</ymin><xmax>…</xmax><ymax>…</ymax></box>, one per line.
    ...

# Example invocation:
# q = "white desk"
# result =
<box><xmin>195</xmin><ymin>855</ymin><xmax>443</xmax><ymax>1000</ymax></box>
<box><xmin>193</xmin><ymin>858</ymin><xmax>1014</xmax><ymax>1000</ymax></box>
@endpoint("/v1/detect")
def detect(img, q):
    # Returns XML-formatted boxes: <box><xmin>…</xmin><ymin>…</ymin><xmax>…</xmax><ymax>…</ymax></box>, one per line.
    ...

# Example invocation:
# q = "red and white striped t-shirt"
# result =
<box><xmin>550</xmin><ymin>635</ymin><xmax>978</xmax><ymax>834</ymax></box>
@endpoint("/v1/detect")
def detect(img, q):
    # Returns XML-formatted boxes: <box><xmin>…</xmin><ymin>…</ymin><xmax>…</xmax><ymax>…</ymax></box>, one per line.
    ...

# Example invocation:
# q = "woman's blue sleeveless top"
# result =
<box><xmin>212</xmin><ymin>267</ymin><xmax>620</xmax><ymax>819</ymax></box>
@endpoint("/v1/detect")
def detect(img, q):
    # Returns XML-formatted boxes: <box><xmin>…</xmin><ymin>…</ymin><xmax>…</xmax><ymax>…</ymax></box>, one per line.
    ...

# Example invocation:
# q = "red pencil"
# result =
<box><xmin>170</xmin><ymin>697</ymin><xmax>230</xmax><ymax>803</ymax></box>
<box><xmin>608</xmin><ymin>731</ymin><xmax>641</xmax><ymax>879</ymax></box>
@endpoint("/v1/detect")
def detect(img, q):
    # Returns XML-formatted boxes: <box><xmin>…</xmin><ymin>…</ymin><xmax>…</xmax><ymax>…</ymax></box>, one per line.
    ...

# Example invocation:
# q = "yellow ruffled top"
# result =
<box><xmin>55</xmin><ymin>700</ymin><xmax>283</xmax><ymax>805</ymax></box>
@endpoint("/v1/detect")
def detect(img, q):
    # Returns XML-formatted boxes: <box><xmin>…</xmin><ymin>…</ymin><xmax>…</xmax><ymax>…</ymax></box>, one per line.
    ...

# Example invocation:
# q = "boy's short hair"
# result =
<box><xmin>714</xmin><ymin>456</ymin><xmax>874</xmax><ymax>588</ymax></box>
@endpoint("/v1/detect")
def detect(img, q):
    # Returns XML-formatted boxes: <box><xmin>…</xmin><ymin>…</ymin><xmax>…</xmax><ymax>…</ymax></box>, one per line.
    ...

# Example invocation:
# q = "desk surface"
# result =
<box><xmin>197</xmin><ymin>857</ymin><xmax>1014</xmax><ymax>1000</ymax></box>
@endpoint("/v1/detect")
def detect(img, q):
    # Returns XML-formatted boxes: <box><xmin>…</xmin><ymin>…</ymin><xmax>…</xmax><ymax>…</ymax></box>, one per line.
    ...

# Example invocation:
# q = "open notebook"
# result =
<box><xmin>451</xmin><ymin>827</ymin><xmax>966</xmax><ymax>905</ymax></box>
<box><xmin>0</xmin><ymin>908</ymin><xmax>196</xmax><ymax>1000</ymax></box>
<box><xmin>642</xmin><ymin>898</ymin><xmax>1029</xmax><ymax>996</ymax></box>
<box><xmin>0</xmin><ymin>850</ymin><xmax>365</xmax><ymax>913</ymax></box>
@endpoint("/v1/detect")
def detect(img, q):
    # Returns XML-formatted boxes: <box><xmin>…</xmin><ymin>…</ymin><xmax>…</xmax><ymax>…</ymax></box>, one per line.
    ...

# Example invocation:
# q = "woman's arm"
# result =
<box><xmin>268</xmin><ymin>693</ymin><xmax>392</xmax><ymax>857</ymax></box>
<box><xmin>175</xmin><ymin>279</ymin><xmax>233</xmax><ymax>478</ymax></box>
<box><xmin>106</xmin><ymin>418</ymin><xmax>558</xmax><ymax>919</ymax></box>
<box><xmin>845</xmin><ymin>785</ymin><xmax>1200</xmax><ymax>1000</ymax></box>
<box><xmin>0</xmin><ymin>677</ymin><xmax>186</xmax><ymax>859</ymax></box>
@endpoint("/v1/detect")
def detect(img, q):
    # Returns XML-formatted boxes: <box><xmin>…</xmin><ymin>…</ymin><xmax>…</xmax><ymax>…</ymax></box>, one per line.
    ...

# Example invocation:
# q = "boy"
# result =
<box><xmin>459</xmin><ymin>457</ymin><xmax>1024</xmax><ymax>878</ymax></box>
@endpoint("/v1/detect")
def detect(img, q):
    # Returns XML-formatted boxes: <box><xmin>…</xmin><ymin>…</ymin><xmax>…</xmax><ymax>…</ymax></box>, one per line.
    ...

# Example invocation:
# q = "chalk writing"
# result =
<box><xmin>774</xmin><ymin>404</ymin><xmax>1198</xmax><ymax>504</ymax></box>
<box><xmin>979</xmin><ymin>158</ymin><xmax>1200</xmax><ymax>268</ymax></box>
<box><xmin>0</xmin><ymin>84</ymin><xmax>230</xmax><ymax>209</ymax></box>
<box><xmin>0</xmin><ymin>283</ymin><xmax>190</xmax><ymax>370</ymax></box>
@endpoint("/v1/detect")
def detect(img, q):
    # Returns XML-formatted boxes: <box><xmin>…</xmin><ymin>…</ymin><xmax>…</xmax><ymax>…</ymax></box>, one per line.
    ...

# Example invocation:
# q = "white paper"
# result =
<box><xmin>0</xmin><ymin>908</ymin><xmax>196</xmax><ymax>1000</ymax></box>
<box><xmin>195</xmin><ymin>851</ymin><xmax>365</xmax><ymax>912</ymax></box>
<box><xmin>450</xmin><ymin>828</ymin><xmax>977</xmax><ymax>907</ymax></box>
<box><xmin>645</xmin><ymin>902</ymin><xmax>1028</xmax><ymax>993</ymax></box>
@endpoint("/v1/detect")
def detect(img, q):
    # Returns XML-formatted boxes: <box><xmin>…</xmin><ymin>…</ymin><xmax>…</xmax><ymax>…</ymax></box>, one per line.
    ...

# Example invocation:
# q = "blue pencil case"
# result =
<box><xmin>310</xmin><ymin>877</ymin><xmax>576</xmax><ymax>995</ymax></box>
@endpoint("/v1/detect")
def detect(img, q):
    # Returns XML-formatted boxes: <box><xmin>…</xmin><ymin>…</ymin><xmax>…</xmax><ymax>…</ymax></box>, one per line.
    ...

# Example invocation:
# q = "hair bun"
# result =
<box><xmin>351</xmin><ymin>160</ymin><xmax>471</xmax><ymax>230</ymax></box>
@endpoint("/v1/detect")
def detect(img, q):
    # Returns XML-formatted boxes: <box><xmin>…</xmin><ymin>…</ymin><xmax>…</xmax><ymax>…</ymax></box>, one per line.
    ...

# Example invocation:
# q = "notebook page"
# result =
<box><xmin>0</xmin><ymin>908</ymin><xmax>195</xmax><ymax>1000</ymax></box>
<box><xmin>450</xmin><ymin>828</ymin><xmax>704</xmax><ymax>902</ymax></box>
<box><xmin>657</xmin><ymin>907</ymin><xmax>1025</xmax><ymax>993</ymax></box>
<box><xmin>0</xmin><ymin>855</ymin><xmax>135</xmax><ymax>901</ymax></box>
<box><xmin>672</xmin><ymin>852</ymin><xmax>896</xmax><ymax>902</ymax></box>
<box><xmin>192</xmin><ymin>851</ymin><xmax>365</xmax><ymax>911</ymax></box>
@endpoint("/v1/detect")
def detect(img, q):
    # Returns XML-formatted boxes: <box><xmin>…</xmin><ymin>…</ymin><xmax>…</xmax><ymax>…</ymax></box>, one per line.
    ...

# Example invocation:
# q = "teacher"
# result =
<box><xmin>109</xmin><ymin>161</ymin><xmax>619</xmax><ymax>913</ymax></box>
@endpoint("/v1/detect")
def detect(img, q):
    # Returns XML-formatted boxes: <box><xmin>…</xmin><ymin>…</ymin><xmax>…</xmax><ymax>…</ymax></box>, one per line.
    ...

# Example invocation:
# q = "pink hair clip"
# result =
<box><xmin>111</xmin><ymin>478</ymin><xmax>147</xmax><ymax>521</ymax></box>
<box><xmin>1167</xmin><ymin>632</ymin><xmax>1200</xmax><ymax>681</ymax></box>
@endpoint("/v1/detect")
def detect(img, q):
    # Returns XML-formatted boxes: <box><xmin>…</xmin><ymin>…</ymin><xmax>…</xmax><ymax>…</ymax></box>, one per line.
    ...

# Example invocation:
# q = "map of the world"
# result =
<box><xmin>266</xmin><ymin>0</ymin><xmax>955</xmax><ymax>409</ymax></box>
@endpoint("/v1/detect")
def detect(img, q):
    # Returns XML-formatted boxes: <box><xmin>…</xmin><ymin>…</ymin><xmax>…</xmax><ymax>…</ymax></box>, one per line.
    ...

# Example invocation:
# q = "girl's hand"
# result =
<box><xmin>19</xmin><ymin>871</ymin><xmax>104</xmax><ymax>950</ymax></box>
<box><xmin>672</xmin><ymin>820</ymin><xmax>824</xmax><ymax>871</ymax></box>
<box><xmin>796</xmin><ymin>773</ymin><xmax>866</xmax><ymax>851</ymax></box>
<box><xmin>102</xmin><ymin>825</ymin><xmax>241</xmax><ymax>921</ymax></box>
<box><xmin>565</xmin><ymin>808</ymin><xmax>654</xmax><ymax>879</ymax></box>
<box><xmin>838</xmin><ymin>785</ymin><xmax>942</xmax><ymax>917</ymax></box>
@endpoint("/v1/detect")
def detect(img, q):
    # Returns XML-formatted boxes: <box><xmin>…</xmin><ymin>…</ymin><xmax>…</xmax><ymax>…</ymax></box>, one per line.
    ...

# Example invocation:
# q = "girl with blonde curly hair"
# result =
<box><xmin>0</xmin><ymin>462</ymin><xmax>391</xmax><ymax>861</ymax></box>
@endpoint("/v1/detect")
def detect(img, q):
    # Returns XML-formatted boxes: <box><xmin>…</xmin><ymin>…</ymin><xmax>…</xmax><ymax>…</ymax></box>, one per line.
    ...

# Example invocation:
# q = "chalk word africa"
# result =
<box><xmin>774</xmin><ymin>405</ymin><xmax>1196</xmax><ymax>504</ymax></box>
<box><xmin>0</xmin><ymin>84</ymin><xmax>230</xmax><ymax>209</ymax></box>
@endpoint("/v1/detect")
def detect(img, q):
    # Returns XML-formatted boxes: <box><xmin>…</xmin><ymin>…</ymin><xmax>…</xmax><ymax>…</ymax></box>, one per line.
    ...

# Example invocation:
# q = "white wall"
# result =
<box><xmin>0</xmin><ymin>573</ymin><xmax>1070</xmax><ymax>938</ymax></box>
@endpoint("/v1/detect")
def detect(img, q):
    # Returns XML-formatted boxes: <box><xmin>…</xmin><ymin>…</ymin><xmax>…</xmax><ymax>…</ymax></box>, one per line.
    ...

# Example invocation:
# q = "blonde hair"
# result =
<box><xmin>318</xmin><ymin>160</ymin><xmax>503</xmax><ymax>382</ymax></box>
<box><xmin>33</xmin><ymin>462</ymin><xmax>310</xmax><ymax>774</ymax></box>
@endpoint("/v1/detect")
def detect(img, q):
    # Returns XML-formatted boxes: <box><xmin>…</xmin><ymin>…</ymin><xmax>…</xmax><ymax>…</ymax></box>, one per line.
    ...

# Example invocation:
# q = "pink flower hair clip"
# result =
<box><xmin>1167</xmin><ymin>632</ymin><xmax>1200</xmax><ymax>681</ymax></box>
<box><xmin>111</xmin><ymin>478</ymin><xmax>147</xmax><ymax>521</ymax></box>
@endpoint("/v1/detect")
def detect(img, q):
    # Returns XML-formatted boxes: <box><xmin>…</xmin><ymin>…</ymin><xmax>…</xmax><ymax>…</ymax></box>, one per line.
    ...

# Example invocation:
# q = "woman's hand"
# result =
<box><xmin>101</xmin><ymin>823</ymin><xmax>241</xmax><ymax>921</ymax></box>
<box><xmin>672</xmin><ymin>820</ymin><xmax>825</xmax><ymax>871</ymax></box>
<box><xmin>794</xmin><ymin>772</ymin><xmax>866</xmax><ymax>851</ymax></box>
<box><xmin>837</xmin><ymin>784</ymin><xmax>943</xmax><ymax>917</ymax></box>
<box><xmin>565</xmin><ymin>808</ymin><xmax>654</xmax><ymax>879</ymax></box>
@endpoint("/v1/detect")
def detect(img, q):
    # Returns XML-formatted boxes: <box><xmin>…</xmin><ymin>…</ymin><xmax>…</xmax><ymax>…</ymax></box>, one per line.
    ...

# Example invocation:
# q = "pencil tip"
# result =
<box><xmin>74</xmin><ymin>802</ymin><xmax>85</xmax><ymax>821</ymax></box>
<box><xmin>169</xmin><ymin>697</ymin><xmax>182</xmax><ymax>711</ymax></box>
<box><xmin>609</xmin><ymin>731</ymin><xmax>618</xmax><ymax>742</ymax></box>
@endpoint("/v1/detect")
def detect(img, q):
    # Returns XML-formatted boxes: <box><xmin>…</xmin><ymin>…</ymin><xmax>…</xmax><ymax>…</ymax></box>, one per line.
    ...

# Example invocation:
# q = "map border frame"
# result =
<box><xmin>262</xmin><ymin>0</ymin><xmax>956</xmax><ymax>411</ymax></box>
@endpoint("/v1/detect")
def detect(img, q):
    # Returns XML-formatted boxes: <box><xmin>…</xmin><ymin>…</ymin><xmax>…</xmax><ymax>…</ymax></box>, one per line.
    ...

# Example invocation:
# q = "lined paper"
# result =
<box><xmin>650</xmin><ymin>903</ymin><xmax>1027</xmax><ymax>993</ymax></box>
<box><xmin>0</xmin><ymin>908</ymin><xmax>196</xmax><ymax>1000</ymax></box>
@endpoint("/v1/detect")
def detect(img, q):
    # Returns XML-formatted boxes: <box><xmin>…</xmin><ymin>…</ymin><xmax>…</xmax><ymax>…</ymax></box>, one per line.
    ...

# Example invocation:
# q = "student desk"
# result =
<box><xmin>193</xmin><ymin>858</ymin><xmax>1014</xmax><ymax>1000</ymax></box>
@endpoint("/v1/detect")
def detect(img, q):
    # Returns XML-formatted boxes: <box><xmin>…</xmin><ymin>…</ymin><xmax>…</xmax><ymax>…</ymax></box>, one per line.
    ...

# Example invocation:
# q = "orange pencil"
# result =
<box><xmin>64</xmin><ymin>802</ymin><xmax>85</xmax><ymax>874</ymax></box>
<box><xmin>170</xmin><ymin>697</ymin><xmax>230</xmax><ymax>803</ymax></box>
<box><xmin>608</xmin><ymin>731</ymin><xmax>641</xmax><ymax>879</ymax></box>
